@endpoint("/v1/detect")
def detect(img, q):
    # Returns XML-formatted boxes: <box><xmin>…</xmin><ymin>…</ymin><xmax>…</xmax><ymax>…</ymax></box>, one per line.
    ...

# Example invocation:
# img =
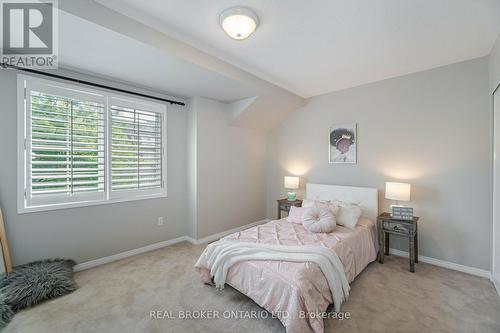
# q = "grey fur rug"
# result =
<box><xmin>0</xmin><ymin>259</ymin><xmax>77</xmax><ymax>330</ymax></box>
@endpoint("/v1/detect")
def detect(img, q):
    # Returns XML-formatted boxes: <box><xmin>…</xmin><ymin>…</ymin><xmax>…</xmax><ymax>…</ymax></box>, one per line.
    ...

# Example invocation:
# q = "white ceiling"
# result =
<box><xmin>59</xmin><ymin>10</ymin><xmax>258</xmax><ymax>103</ymax></box>
<box><xmin>96</xmin><ymin>0</ymin><xmax>500</xmax><ymax>98</ymax></box>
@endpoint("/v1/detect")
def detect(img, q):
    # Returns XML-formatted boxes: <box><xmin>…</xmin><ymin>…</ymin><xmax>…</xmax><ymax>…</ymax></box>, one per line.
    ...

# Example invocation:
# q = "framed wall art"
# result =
<box><xmin>329</xmin><ymin>123</ymin><xmax>357</xmax><ymax>164</ymax></box>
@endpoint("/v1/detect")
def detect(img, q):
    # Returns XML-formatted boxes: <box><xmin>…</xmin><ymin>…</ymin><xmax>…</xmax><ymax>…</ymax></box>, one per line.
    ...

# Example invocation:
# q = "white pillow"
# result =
<box><xmin>301</xmin><ymin>199</ymin><xmax>315</xmax><ymax>208</ymax></box>
<box><xmin>301</xmin><ymin>207</ymin><xmax>336</xmax><ymax>233</ymax></box>
<box><xmin>335</xmin><ymin>202</ymin><xmax>362</xmax><ymax>229</ymax></box>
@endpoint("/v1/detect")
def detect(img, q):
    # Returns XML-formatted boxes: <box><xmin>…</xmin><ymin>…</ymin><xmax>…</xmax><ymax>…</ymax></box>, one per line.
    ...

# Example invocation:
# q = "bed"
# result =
<box><xmin>196</xmin><ymin>183</ymin><xmax>379</xmax><ymax>333</ymax></box>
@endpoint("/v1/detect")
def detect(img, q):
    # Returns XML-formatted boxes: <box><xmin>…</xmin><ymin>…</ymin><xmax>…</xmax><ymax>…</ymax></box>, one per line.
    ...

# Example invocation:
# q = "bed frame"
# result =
<box><xmin>306</xmin><ymin>183</ymin><xmax>379</xmax><ymax>221</ymax></box>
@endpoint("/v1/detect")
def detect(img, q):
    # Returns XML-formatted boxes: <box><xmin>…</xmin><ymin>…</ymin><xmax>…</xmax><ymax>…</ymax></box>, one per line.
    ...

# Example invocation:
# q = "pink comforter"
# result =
<box><xmin>196</xmin><ymin>218</ymin><xmax>378</xmax><ymax>333</ymax></box>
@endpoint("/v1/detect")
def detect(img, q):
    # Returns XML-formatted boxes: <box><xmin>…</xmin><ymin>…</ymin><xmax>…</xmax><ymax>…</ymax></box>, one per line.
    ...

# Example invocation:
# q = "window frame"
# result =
<box><xmin>17</xmin><ymin>74</ymin><xmax>167</xmax><ymax>214</ymax></box>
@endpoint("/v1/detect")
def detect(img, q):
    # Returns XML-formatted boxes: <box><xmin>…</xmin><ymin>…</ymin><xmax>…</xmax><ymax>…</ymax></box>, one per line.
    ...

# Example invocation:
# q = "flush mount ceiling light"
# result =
<box><xmin>220</xmin><ymin>7</ymin><xmax>259</xmax><ymax>40</ymax></box>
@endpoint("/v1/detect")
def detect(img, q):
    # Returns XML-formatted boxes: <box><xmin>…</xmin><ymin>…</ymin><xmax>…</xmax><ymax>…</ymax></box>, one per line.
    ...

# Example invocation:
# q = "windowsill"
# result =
<box><xmin>18</xmin><ymin>192</ymin><xmax>167</xmax><ymax>214</ymax></box>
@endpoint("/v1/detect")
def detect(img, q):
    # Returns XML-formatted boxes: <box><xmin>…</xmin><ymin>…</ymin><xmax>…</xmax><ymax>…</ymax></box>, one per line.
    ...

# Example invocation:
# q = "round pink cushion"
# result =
<box><xmin>301</xmin><ymin>207</ymin><xmax>336</xmax><ymax>233</ymax></box>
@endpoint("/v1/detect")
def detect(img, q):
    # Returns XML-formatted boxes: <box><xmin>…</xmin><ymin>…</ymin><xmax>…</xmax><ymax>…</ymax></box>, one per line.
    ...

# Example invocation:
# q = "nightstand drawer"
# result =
<box><xmin>279</xmin><ymin>203</ymin><xmax>293</xmax><ymax>212</ymax></box>
<box><xmin>383</xmin><ymin>220</ymin><xmax>411</xmax><ymax>235</ymax></box>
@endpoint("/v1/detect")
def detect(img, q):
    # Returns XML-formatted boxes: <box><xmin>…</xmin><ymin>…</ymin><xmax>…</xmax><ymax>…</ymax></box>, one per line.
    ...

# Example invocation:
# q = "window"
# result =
<box><xmin>18</xmin><ymin>75</ymin><xmax>167</xmax><ymax>213</ymax></box>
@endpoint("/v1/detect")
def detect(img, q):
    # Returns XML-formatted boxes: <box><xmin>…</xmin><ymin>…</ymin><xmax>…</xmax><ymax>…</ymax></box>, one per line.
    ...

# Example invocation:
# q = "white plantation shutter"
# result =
<box><xmin>19</xmin><ymin>76</ymin><xmax>167</xmax><ymax>213</ymax></box>
<box><xmin>109</xmin><ymin>97</ymin><xmax>165</xmax><ymax>198</ymax></box>
<box><xmin>26</xmin><ymin>83</ymin><xmax>106</xmax><ymax>207</ymax></box>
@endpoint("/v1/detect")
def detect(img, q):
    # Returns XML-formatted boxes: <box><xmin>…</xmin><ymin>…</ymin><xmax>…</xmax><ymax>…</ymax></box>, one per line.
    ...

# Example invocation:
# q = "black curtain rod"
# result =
<box><xmin>0</xmin><ymin>63</ymin><xmax>186</xmax><ymax>106</ymax></box>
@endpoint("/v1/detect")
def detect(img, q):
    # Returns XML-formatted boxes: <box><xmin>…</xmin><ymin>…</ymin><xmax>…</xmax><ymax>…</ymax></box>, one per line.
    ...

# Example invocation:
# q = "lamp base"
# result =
<box><xmin>390</xmin><ymin>204</ymin><xmax>404</xmax><ymax>216</ymax></box>
<box><xmin>287</xmin><ymin>192</ymin><xmax>297</xmax><ymax>201</ymax></box>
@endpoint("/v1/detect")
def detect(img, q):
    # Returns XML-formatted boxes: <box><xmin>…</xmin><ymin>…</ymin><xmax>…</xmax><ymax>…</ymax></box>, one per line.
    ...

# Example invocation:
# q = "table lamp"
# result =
<box><xmin>385</xmin><ymin>182</ymin><xmax>411</xmax><ymax>214</ymax></box>
<box><xmin>284</xmin><ymin>176</ymin><xmax>299</xmax><ymax>201</ymax></box>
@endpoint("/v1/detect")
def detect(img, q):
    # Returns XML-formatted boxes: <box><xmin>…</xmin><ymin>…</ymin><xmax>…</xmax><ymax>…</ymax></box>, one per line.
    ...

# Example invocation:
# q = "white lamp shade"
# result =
<box><xmin>385</xmin><ymin>182</ymin><xmax>411</xmax><ymax>201</ymax></box>
<box><xmin>220</xmin><ymin>7</ymin><xmax>259</xmax><ymax>40</ymax></box>
<box><xmin>284</xmin><ymin>176</ymin><xmax>299</xmax><ymax>190</ymax></box>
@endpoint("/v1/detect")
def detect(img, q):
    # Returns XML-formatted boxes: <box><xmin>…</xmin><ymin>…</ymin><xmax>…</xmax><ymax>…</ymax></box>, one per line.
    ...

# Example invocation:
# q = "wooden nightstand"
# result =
<box><xmin>277</xmin><ymin>198</ymin><xmax>302</xmax><ymax>219</ymax></box>
<box><xmin>377</xmin><ymin>212</ymin><xmax>419</xmax><ymax>272</ymax></box>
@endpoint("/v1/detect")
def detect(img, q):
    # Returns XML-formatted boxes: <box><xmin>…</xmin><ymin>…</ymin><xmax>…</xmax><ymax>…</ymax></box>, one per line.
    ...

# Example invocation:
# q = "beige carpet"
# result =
<box><xmin>4</xmin><ymin>241</ymin><xmax>500</xmax><ymax>333</ymax></box>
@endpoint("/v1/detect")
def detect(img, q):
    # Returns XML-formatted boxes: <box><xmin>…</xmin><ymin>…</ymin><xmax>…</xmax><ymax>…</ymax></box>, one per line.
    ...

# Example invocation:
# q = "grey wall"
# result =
<box><xmin>490</xmin><ymin>34</ymin><xmax>500</xmax><ymax>94</ymax></box>
<box><xmin>186</xmin><ymin>102</ymin><xmax>197</xmax><ymax>239</ymax></box>
<box><xmin>493</xmin><ymin>88</ymin><xmax>500</xmax><ymax>288</ymax></box>
<box><xmin>0</xmin><ymin>69</ymin><xmax>188</xmax><ymax>265</ymax></box>
<box><xmin>189</xmin><ymin>97</ymin><xmax>267</xmax><ymax>239</ymax></box>
<box><xmin>491</xmin><ymin>34</ymin><xmax>500</xmax><ymax>286</ymax></box>
<box><xmin>266</xmin><ymin>57</ymin><xmax>491</xmax><ymax>270</ymax></box>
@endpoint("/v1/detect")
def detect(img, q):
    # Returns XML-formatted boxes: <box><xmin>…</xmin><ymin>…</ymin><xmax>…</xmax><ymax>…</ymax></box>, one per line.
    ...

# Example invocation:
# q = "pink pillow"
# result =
<box><xmin>302</xmin><ymin>200</ymin><xmax>341</xmax><ymax>217</ymax></box>
<box><xmin>314</xmin><ymin>201</ymin><xmax>341</xmax><ymax>216</ymax></box>
<box><xmin>287</xmin><ymin>206</ymin><xmax>309</xmax><ymax>224</ymax></box>
<box><xmin>314</xmin><ymin>200</ymin><xmax>330</xmax><ymax>210</ymax></box>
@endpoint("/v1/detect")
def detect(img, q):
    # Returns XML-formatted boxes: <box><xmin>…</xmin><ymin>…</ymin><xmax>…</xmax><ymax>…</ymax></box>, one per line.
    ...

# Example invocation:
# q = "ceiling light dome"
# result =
<box><xmin>220</xmin><ymin>7</ymin><xmax>259</xmax><ymax>40</ymax></box>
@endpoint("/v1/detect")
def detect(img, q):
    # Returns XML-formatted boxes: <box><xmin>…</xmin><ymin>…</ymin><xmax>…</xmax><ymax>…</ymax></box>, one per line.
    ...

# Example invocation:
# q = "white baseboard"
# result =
<box><xmin>73</xmin><ymin>219</ymin><xmax>270</xmax><ymax>272</ymax></box>
<box><xmin>388</xmin><ymin>248</ymin><xmax>491</xmax><ymax>279</ymax></box>
<box><xmin>492</xmin><ymin>273</ymin><xmax>500</xmax><ymax>296</ymax></box>
<box><xmin>186</xmin><ymin>219</ymin><xmax>270</xmax><ymax>245</ymax></box>
<box><xmin>74</xmin><ymin>236</ymin><xmax>190</xmax><ymax>272</ymax></box>
<box><xmin>73</xmin><ymin>222</ymin><xmax>496</xmax><ymax>287</ymax></box>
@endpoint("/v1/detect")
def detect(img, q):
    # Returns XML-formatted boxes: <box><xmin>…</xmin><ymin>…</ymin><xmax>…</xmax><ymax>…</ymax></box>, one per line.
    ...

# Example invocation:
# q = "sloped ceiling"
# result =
<box><xmin>58</xmin><ymin>0</ymin><xmax>304</xmax><ymax>132</ymax></box>
<box><xmin>96</xmin><ymin>0</ymin><xmax>500</xmax><ymax>98</ymax></box>
<box><xmin>59</xmin><ymin>0</ymin><xmax>500</xmax><ymax>131</ymax></box>
<box><xmin>59</xmin><ymin>11</ymin><xmax>256</xmax><ymax>103</ymax></box>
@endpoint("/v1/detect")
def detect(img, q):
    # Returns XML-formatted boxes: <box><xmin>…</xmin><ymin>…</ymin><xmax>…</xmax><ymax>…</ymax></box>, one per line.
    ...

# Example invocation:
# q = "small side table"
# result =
<box><xmin>277</xmin><ymin>199</ymin><xmax>302</xmax><ymax>219</ymax></box>
<box><xmin>377</xmin><ymin>212</ymin><xmax>419</xmax><ymax>272</ymax></box>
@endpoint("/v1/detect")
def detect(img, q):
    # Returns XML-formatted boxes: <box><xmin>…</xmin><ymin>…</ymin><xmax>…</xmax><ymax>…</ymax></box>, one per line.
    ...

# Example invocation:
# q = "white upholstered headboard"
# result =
<box><xmin>306</xmin><ymin>183</ymin><xmax>378</xmax><ymax>221</ymax></box>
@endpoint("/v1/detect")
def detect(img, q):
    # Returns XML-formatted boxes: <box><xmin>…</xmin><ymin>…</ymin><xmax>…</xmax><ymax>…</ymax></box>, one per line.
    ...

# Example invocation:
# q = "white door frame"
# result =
<box><xmin>493</xmin><ymin>86</ymin><xmax>500</xmax><ymax>294</ymax></box>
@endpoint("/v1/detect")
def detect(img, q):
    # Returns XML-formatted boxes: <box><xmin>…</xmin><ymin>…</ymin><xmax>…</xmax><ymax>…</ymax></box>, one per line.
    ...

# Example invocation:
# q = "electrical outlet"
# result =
<box><xmin>157</xmin><ymin>217</ymin><xmax>164</xmax><ymax>226</ymax></box>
